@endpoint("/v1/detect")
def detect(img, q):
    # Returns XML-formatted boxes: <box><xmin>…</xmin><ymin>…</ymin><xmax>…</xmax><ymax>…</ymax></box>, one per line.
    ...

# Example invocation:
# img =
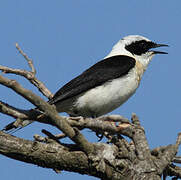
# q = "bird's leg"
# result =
<box><xmin>96</xmin><ymin>115</ymin><xmax>131</xmax><ymax>142</ymax></box>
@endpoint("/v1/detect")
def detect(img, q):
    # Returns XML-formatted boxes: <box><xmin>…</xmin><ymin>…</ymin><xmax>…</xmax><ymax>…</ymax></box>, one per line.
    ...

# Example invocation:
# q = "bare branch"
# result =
<box><xmin>158</xmin><ymin>133</ymin><xmax>181</xmax><ymax>172</ymax></box>
<box><xmin>16</xmin><ymin>43</ymin><xmax>53</xmax><ymax>98</ymax></box>
<box><xmin>0</xmin><ymin>75</ymin><xmax>46</xmax><ymax>108</ymax></box>
<box><xmin>0</xmin><ymin>131</ymin><xmax>92</xmax><ymax>176</ymax></box>
<box><xmin>41</xmin><ymin>129</ymin><xmax>62</xmax><ymax>144</ymax></box>
<box><xmin>0</xmin><ymin>64</ymin><xmax>53</xmax><ymax>99</ymax></box>
<box><xmin>66</xmin><ymin>115</ymin><xmax>133</xmax><ymax>137</ymax></box>
<box><xmin>15</xmin><ymin>43</ymin><xmax>36</xmax><ymax>74</ymax></box>
<box><xmin>131</xmin><ymin>113</ymin><xmax>151</xmax><ymax>160</ymax></box>
<box><xmin>0</xmin><ymin>74</ymin><xmax>94</xmax><ymax>154</ymax></box>
<box><xmin>173</xmin><ymin>156</ymin><xmax>181</xmax><ymax>164</ymax></box>
<box><xmin>34</xmin><ymin>132</ymin><xmax>66</xmax><ymax>143</ymax></box>
<box><xmin>0</xmin><ymin>43</ymin><xmax>53</xmax><ymax>99</ymax></box>
<box><xmin>0</xmin><ymin>100</ymin><xmax>29</xmax><ymax>119</ymax></box>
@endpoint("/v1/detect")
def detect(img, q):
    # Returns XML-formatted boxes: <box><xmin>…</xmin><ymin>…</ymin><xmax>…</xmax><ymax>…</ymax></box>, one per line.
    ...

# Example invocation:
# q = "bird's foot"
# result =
<box><xmin>96</xmin><ymin>132</ymin><xmax>104</xmax><ymax>141</ymax></box>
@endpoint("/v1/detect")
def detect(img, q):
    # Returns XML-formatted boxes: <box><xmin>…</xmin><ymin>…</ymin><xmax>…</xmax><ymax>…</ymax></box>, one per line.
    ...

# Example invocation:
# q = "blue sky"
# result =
<box><xmin>0</xmin><ymin>1</ymin><xmax>181</xmax><ymax>179</ymax></box>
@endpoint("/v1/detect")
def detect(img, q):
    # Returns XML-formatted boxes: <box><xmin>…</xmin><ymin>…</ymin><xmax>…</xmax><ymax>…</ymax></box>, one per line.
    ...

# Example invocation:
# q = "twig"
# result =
<box><xmin>34</xmin><ymin>133</ymin><xmax>66</xmax><ymax>143</ymax></box>
<box><xmin>15</xmin><ymin>43</ymin><xmax>36</xmax><ymax>74</ymax></box>
<box><xmin>41</xmin><ymin>129</ymin><xmax>61</xmax><ymax>144</ymax></box>
<box><xmin>157</xmin><ymin>133</ymin><xmax>181</xmax><ymax>177</ymax></box>
<box><xmin>16</xmin><ymin>43</ymin><xmax>53</xmax><ymax>98</ymax></box>
<box><xmin>0</xmin><ymin>64</ymin><xmax>53</xmax><ymax>99</ymax></box>
<box><xmin>0</xmin><ymin>43</ymin><xmax>53</xmax><ymax>99</ymax></box>
<box><xmin>173</xmin><ymin>156</ymin><xmax>181</xmax><ymax>164</ymax></box>
<box><xmin>176</xmin><ymin>133</ymin><xmax>181</xmax><ymax>147</ymax></box>
<box><xmin>0</xmin><ymin>100</ymin><xmax>29</xmax><ymax>119</ymax></box>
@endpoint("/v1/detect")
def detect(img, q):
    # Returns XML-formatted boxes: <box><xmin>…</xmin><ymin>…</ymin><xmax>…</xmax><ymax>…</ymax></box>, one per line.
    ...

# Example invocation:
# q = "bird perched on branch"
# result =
<box><xmin>4</xmin><ymin>35</ymin><xmax>168</xmax><ymax>132</ymax></box>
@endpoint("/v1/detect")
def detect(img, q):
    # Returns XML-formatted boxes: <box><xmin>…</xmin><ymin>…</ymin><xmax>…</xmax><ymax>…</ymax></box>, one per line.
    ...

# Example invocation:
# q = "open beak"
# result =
<box><xmin>151</xmin><ymin>43</ymin><xmax>169</xmax><ymax>54</ymax></box>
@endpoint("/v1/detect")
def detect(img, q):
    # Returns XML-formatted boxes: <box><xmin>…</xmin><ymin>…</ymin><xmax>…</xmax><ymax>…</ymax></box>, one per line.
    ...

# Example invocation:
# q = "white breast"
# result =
<box><xmin>74</xmin><ymin>68</ymin><xmax>140</xmax><ymax>117</ymax></box>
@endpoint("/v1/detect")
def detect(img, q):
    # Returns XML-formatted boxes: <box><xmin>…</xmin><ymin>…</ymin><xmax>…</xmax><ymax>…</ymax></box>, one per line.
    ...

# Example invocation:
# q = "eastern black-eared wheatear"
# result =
<box><xmin>4</xmin><ymin>35</ymin><xmax>168</xmax><ymax>132</ymax></box>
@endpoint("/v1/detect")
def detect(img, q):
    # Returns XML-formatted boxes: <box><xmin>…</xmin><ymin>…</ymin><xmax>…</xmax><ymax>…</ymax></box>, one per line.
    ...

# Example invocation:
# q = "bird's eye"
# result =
<box><xmin>139</xmin><ymin>42</ymin><xmax>145</xmax><ymax>46</ymax></box>
<box><xmin>139</xmin><ymin>41</ymin><xmax>148</xmax><ymax>50</ymax></box>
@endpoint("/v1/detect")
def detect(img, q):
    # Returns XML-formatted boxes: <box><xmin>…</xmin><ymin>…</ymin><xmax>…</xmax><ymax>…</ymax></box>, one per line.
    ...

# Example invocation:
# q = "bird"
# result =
<box><xmin>3</xmin><ymin>35</ymin><xmax>168</xmax><ymax>132</ymax></box>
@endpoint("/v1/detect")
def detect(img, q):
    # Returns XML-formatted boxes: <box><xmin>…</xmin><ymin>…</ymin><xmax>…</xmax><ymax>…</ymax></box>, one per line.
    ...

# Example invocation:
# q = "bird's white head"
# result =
<box><xmin>105</xmin><ymin>35</ymin><xmax>168</xmax><ymax>68</ymax></box>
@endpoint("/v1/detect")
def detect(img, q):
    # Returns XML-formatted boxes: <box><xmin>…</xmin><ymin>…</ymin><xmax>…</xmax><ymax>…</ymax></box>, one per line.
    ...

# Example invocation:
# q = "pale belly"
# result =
<box><xmin>74</xmin><ymin>69</ymin><xmax>140</xmax><ymax>117</ymax></box>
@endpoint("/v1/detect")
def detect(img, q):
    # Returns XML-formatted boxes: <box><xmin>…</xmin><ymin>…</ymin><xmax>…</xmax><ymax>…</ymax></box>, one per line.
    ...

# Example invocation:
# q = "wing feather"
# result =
<box><xmin>49</xmin><ymin>55</ymin><xmax>135</xmax><ymax>105</ymax></box>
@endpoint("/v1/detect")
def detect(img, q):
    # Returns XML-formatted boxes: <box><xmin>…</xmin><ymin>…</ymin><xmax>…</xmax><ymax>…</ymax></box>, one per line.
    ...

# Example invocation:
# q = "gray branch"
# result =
<box><xmin>0</xmin><ymin>131</ymin><xmax>90</xmax><ymax>176</ymax></box>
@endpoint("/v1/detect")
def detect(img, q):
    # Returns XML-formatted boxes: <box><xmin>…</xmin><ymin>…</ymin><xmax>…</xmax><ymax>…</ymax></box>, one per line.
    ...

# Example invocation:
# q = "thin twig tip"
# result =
<box><xmin>15</xmin><ymin>43</ymin><xmax>19</xmax><ymax>48</ymax></box>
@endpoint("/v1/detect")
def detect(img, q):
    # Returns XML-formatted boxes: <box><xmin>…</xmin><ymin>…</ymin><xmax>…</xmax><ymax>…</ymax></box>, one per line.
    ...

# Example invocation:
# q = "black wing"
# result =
<box><xmin>49</xmin><ymin>55</ymin><xmax>136</xmax><ymax>105</ymax></box>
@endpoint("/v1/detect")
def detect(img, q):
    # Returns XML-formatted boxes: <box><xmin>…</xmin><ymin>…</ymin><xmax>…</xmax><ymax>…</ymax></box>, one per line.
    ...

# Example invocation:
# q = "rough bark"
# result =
<box><xmin>0</xmin><ymin>44</ymin><xmax>181</xmax><ymax>180</ymax></box>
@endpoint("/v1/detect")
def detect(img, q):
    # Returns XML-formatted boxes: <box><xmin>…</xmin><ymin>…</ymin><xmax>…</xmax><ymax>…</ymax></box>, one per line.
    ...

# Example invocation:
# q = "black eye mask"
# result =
<box><xmin>125</xmin><ymin>40</ymin><xmax>156</xmax><ymax>55</ymax></box>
